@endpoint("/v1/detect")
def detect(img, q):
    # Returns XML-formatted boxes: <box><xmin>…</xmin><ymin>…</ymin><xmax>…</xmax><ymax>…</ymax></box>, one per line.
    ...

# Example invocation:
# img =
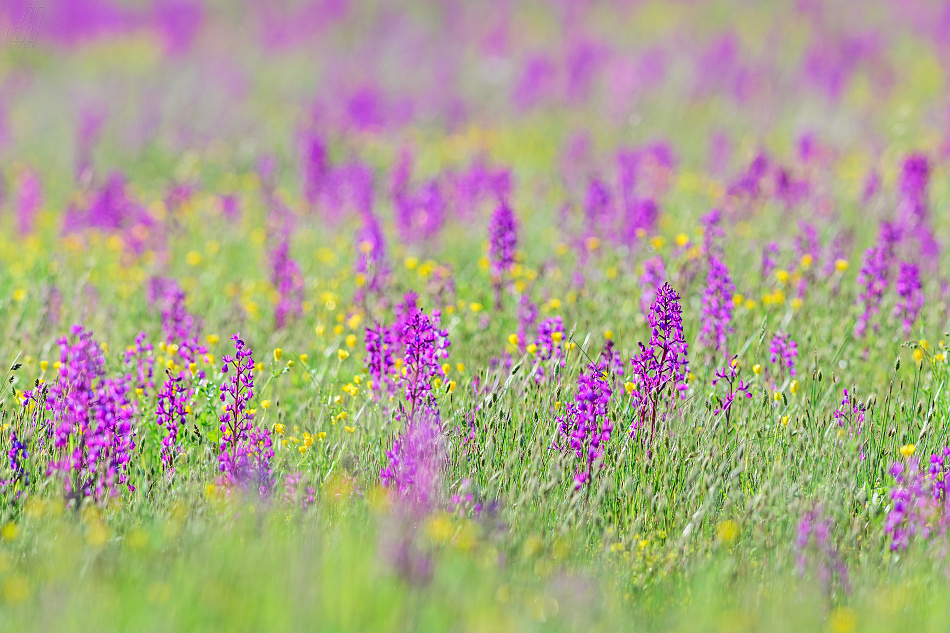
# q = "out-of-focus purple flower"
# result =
<box><xmin>15</xmin><ymin>169</ymin><xmax>42</xmax><ymax>235</ymax></box>
<box><xmin>861</xmin><ymin>169</ymin><xmax>880</xmax><ymax>203</ymax></box>
<box><xmin>488</xmin><ymin>200</ymin><xmax>518</xmax><ymax>284</ymax></box>
<box><xmin>395</xmin><ymin>179</ymin><xmax>445</xmax><ymax>244</ymax></box>
<box><xmin>381</xmin><ymin>412</ymin><xmax>444</xmax><ymax>511</ymax></box>
<box><xmin>854</xmin><ymin>224</ymin><xmax>898</xmax><ymax>338</ymax></box>
<box><xmin>269</xmin><ymin>237</ymin><xmax>305</xmax><ymax>329</ymax></box>
<box><xmin>795</xmin><ymin>506</ymin><xmax>851</xmax><ymax>595</ymax></box>
<box><xmin>769</xmin><ymin>331</ymin><xmax>798</xmax><ymax>377</ymax></box>
<box><xmin>885</xmin><ymin>448</ymin><xmax>950</xmax><ymax>551</ymax></box>
<box><xmin>583</xmin><ymin>177</ymin><xmax>614</xmax><ymax>238</ymax></box>
<box><xmin>727</xmin><ymin>153</ymin><xmax>770</xmax><ymax>201</ymax></box>
<box><xmin>366</xmin><ymin>322</ymin><xmax>396</xmax><ymax>398</ymax></box>
<box><xmin>516</xmin><ymin>294</ymin><xmax>538</xmax><ymax>353</ymax></box>
<box><xmin>124</xmin><ymin>331</ymin><xmax>155</xmax><ymax>395</ymax></box>
<box><xmin>512</xmin><ymin>53</ymin><xmax>557</xmax><ymax>111</ymax></box>
<box><xmin>599</xmin><ymin>339</ymin><xmax>624</xmax><ymax>380</ymax></box>
<box><xmin>700</xmin><ymin>208</ymin><xmax>725</xmax><ymax>257</ymax></box>
<box><xmin>895</xmin><ymin>262</ymin><xmax>924</xmax><ymax>335</ymax></box>
<box><xmin>639</xmin><ymin>256</ymin><xmax>665</xmax><ymax>315</ymax></box>
<box><xmin>897</xmin><ymin>153</ymin><xmax>941</xmax><ymax>262</ymax></box>
<box><xmin>282</xmin><ymin>470</ymin><xmax>315</xmax><ymax>509</ymax></box>
<box><xmin>629</xmin><ymin>283</ymin><xmax>689</xmax><ymax>443</ymax></box>
<box><xmin>834</xmin><ymin>388</ymin><xmax>867</xmax><ymax>460</ymax></box>
<box><xmin>355</xmin><ymin>210</ymin><xmax>389</xmax><ymax>304</ymax></box>
<box><xmin>300</xmin><ymin>128</ymin><xmax>329</xmax><ymax>207</ymax></box>
<box><xmin>147</xmin><ymin>277</ymin><xmax>207</xmax><ymax>375</ymax></box>
<box><xmin>795</xmin><ymin>223</ymin><xmax>819</xmax><ymax>263</ymax></box>
<box><xmin>557</xmin><ymin>358</ymin><xmax>613</xmax><ymax>490</ymax></box>
<box><xmin>533</xmin><ymin>316</ymin><xmax>566</xmax><ymax>383</ymax></box>
<box><xmin>622</xmin><ymin>198</ymin><xmax>658</xmax><ymax>245</ymax></box>
<box><xmin>700</xmin><ymin>256</ymin><xmax>735</xmax><ymax>355</ymax></box>
<box><xmin>761</xmin><ymin>242</ymin><xmax>779</xmax><ymax>280</ymax></box>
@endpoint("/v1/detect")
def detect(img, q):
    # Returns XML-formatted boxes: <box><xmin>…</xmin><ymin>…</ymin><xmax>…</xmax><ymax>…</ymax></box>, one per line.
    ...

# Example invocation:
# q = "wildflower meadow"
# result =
<box><xmin>3</xmin><ymin>1</ymin><xmax>950</xmax><ymax>631</ymax></box>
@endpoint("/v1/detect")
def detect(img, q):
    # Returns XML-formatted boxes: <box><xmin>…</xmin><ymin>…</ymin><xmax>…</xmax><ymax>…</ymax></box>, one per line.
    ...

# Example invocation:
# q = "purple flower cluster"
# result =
<box><xmin>629</xmin><ymin>282</ymin><xmax>689</xmax><ymax>443</ymax></box>
<box><xmin>282</xmin><ymin>470</ymin><xmax>316</xmax><ymax>509</ymax></box>
<box><xmin>218</xmin><ymin>334</ymin><xmax>267</xmax><ymax>492</ymax></box>
<box><xmin>8</xmin><ymin>432</ymin><xmax>28</xmax><ymax>487</ymax></box>
<box><xmin>639</xmin><ymin>256</ymin><xmax>665</xmax><ymax>315</ymax></box>
<box><xmin>795</xmin><ymin>507</ymin><xmax>850</xmax><ymax>595</ymax></box>
<box><xmin>599</xmin><ymin>340</ymin><xmax>625</xmax><ymax>380</ymax></box>
<box><xmin>583</xmin><ymin>178</ymin><xmax>614</xmax><ymax>237</ymax></box>
<box><xmin>833</xmin><ymin>388</ymin><xmax>867</xmax><ymax>460</ymax></box>
<box><xmin>354</xmin><ymin>210</ymin><xmax>389</xmax><ymax>304</ymax></box>
<box><xmin>381</xmin><ymin>412</ymin><xmax>444</xmax><ymax>511</ymax></box>
<box><xmin>894</xmin><ymin>262</ymin><xmax>923</xmax><ymax>335</ymax></box>
<box><xmin>488</xmin><ymin>201</ymin><xmax>518</xmax><ymax>281</ymax></box>
<box><xmin>156</xmin><ymin>372</ymin><xmax>187</xmax><ymax>472</ymax></box>
<box><xmin>148</xmin><ymin>277</ymin><xmax>207</xmax><ymax>374</ymax></box>
<box><xmin>269</xmin><ymin>237</ymin><xmax>305</xmax><ymax>329</ymax></box>
<box><xmin>769</xmin><ymin>331</ymin><xmax>798</xmax><ymax>377</ymax></box>
<box><xmin>365</xmin><ymin>322</ymin><xmax>396</xmax><ymax>398</ymax></box>
<box><xmin>533</xmin><ymin>316</ymin><xmax>566</xmax><ymax>382</ymax></box>
<box><xmin>885</xmin><ymin>449</ymin><xmax>950</xmax><ymax>551</ymax></box>
<box><xmin>15</xmin><ymin>169</ymin><xmax>41</xmax><ymax>235</ymax></box>
<box><xmin>854</xmin><ymin>226</ymin><xmax>897</xmax><ymax>339</ymax></box>
<box><xmin>124</xmin><ymin>331</ymin><xmax>156</xmax><ymax>394</ymax></box>
<box><xmin>700</xmin><ymin>208</ymin><xmax>725</xmax><ymax>257</ymax></box>
<box><xmin>48</xmin><ymin>326</ymin><xmax>136</xmax><ymax>501</ymax></box>
<box><xmin>399</xmin><ymin>309</ymin><xmax>451</xmax><ymax>420</ymax></box>
<box><xmin>516</xmin><ymin>294</ymin><xmax>538</xmax><ymax>353</ymax></box>
<box><xmin>395</xmin><ymin>179</ymin><xmax>446</xmax><ymax>244</ymax></box>
<box><xmin>557</xmin><ymin>359</ymin><xmax>613</xmax><ymax>490</ymax></box>
<box><xmin>700</xmin><ymin>256</ymin><xmax>734</xmax><ymax>355</ymax></box>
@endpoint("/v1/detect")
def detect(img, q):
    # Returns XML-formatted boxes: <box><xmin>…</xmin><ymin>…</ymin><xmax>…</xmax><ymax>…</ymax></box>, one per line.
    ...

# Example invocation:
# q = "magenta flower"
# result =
<box><xmin>557</xmin><ymin>358</ymin><xmax>613</xmax><ymax>490</ymax></box>
<box><xmin>885</xmin><ymin>449</ymin><xmax>950</xmax><ymax>551</ymax></box>
<box><xmin>533</xmin><ymin>316</ymin><xmax>566</xmax><ymax>383</ymax></box>
<box><xmin>894</xmin><ymin>262</ymin><xmax>924</xmax><ymax>335</ymax></box>
<box><xmin>700</xmin><ymin>256</ymin><xmax>734</xmax><ymax>355</ymax></box>
<box><xmin>218</xmin><ymin>333</ymin><xmax>270</xmax><ymax>494</ymax></box>
<box><xmin>854</xmin><ymin>225</ymin><xmax>898</xmax><ymax>338</ymax></box>
<box><xmin>769</xmin><ymin>331</ymin><xmax>798</xmax><ymax>377</ymax></box>
<box><xmin>488</xmin><ymin>201</ymin><xmax>518</xmax><ymax>279</ymax></box>
<box><xmin>269</xmin><ymin>237</ymin><xmax>305</xmax><ymax>329</ymax></box>
<box><xmin>629</xmin><ymin>282</ymin><xmax>689</xmax><ymax>443</ymax></box>
<box><xmin>156</xmin><ymin>371</ymin><xmax>187</xmax><ymax>472</ymax></box>
<box><xmin>365</xmin><ymin>322</ymin><xmax>396</xmax><ymax>398</ymax></box>
<box><xmin>381</xmin><ymin>411</ymin><xmax>444</xmax><ymax>511</ymax></box>
<box><xmin>399</xmin><ymin>308</ymin><xmax>450</xmax><ymax>421</ymax></box>
<box><xmin>48</xmin><ymin>326</ymin><xmax>135</xmax><ymax>502</ymax></box>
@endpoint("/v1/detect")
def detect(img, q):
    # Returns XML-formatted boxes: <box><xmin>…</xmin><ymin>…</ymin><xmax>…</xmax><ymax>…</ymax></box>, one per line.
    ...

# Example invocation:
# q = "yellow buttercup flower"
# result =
<box><xmin>901</xmin><ymin>444</ymin><xmax>916</xmax><ymax>458</ymax></box>
<box><xmin>273</xmin><ymin>348</ymin><xmax>282</xmax><ymax>361</ymax></box>
<box><xmin>338</xmin><ymin>349</ymin><xmax>350</xmax><ymax>361</ymax></box>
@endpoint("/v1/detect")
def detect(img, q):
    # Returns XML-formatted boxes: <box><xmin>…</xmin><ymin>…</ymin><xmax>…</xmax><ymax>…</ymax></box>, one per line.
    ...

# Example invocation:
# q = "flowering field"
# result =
<box><xmin>2</xmin><ymin>1</ymin><xmax>950</xmax><ymax>631</ymax></box>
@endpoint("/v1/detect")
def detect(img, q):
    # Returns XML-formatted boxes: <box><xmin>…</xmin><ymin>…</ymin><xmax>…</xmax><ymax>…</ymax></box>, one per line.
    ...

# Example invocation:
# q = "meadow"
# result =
<box><xmin>1</xmin><ymin>1</ymin><xmax>950</xmax><ymax>631</ymax></box>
